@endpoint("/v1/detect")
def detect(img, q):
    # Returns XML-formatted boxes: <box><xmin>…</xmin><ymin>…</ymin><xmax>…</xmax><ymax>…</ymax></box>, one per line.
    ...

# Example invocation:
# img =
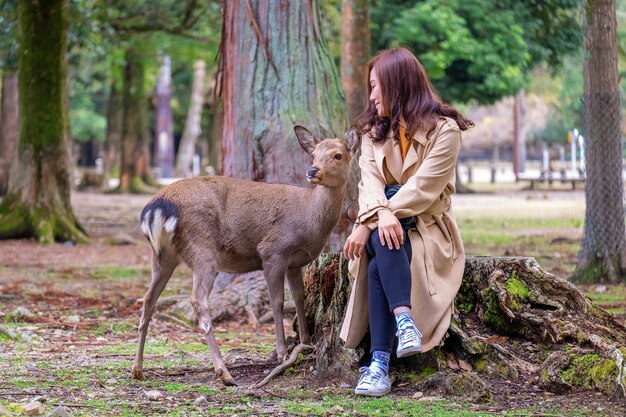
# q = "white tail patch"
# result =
<box><xmin>141</xmin><ymin>208</ymin><xmax>178</xmax><ymax>255</ymax></box>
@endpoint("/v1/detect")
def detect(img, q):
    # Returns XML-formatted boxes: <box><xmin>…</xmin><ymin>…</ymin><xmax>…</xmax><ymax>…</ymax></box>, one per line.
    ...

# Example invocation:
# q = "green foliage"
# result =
<box><xmin>370</xmin><ymin>0</ymin><xmax>581</xmax><ymax>104</ymax></box>
<box><xmin>0</xmin><ymin>0</ymin><xmax>18</xmax><ymax>69</ymax></box>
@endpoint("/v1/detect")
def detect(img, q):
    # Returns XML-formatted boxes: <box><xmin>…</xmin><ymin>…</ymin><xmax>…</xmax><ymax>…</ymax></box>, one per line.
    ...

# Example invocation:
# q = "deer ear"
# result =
<box><xmin>294</xmin><ymin>125</ymin><xmax>317</xmax><ymax>155</ymax></box>
<box><xmin>344</xmin><ymin>128</ymin><xmax>360</xmax><ymax>156</ymax></box>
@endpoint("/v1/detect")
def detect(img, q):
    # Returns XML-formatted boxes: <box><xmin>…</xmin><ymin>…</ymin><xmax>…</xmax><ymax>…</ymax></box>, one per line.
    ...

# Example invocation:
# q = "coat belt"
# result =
<box><xmin>412</xmin><ymin>197</ymin><xmax>460</xmax><ymax>296</ymax></box>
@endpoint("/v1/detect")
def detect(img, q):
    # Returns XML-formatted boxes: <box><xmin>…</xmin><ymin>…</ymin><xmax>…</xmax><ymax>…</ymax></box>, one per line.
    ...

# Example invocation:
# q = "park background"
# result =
<box><xmin>0</xmin><ymin>1</ymin><xmax>626</xmax><ymax>416</ymax></box>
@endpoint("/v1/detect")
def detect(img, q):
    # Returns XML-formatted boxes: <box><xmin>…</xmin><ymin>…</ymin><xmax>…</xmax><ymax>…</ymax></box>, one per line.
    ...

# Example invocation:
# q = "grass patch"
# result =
<box><xmin>93</xmin><ymin>321</ymin><xmax>137</xmax><ymax>336</ymax></box>
<box><xmin>90</xmin><ymin>266</ymin><xmax>150</xmax><ymax>281</ymax></box>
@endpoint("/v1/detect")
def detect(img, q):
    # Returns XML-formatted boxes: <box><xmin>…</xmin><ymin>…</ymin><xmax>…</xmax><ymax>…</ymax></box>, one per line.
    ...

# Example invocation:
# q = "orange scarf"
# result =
<box><xmin>399</xmin><ymin>127</ymin><xmax>411</xmax><ymax>160</ymax></box>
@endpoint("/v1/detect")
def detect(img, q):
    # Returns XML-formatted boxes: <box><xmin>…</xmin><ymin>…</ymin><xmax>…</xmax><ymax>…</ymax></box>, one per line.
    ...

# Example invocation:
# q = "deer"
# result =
<box><xmin>131</xmin><ymin>125</ymin><xmax>359</xmax><ymax>386</ymax></box>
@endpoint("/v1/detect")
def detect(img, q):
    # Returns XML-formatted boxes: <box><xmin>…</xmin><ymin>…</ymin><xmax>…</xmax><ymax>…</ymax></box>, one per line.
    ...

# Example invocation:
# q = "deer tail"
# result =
<box><xmin>140</xmin><ymin>198</ymin><xmax>178</xmax><ymax>256</ymax></box>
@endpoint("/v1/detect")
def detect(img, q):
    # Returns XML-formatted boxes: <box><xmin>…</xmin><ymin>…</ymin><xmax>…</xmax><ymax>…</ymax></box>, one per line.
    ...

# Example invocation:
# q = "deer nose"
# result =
<box><xmin>306</xmin><ymin>167</ymin><xmax>319</xmax><ymax>179</ymax></box>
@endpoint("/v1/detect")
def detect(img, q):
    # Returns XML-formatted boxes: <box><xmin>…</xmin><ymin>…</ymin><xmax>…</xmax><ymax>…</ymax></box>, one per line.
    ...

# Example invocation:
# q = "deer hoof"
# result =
<box><xmin>217</xmin><ymin>369</ymin><xmax>237</xmax><ymax>386</ymax></box>
<box><xmin>131</xmin><ymin>365</ymin><xmax>145</xmax><ymax>381</ymax></box>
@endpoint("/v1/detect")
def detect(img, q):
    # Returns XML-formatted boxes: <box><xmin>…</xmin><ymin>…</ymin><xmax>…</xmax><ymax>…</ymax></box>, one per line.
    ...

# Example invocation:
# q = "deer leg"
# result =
<box><xmin>263</xmin><ymin>259</ymin><xmax>289</xmax><ymax>361</ymax></box>
<box><xmin>132</xmin><ymin>251</ymin><xmax>178</xmax><ymax>380</ymax></box>
<box><xmin>286</xmin><ymin>267</ymin><xmax>311</xmax><ymax>345</ymax></box>
<box><xmin>190</xmin><ymin>263</ymin><xmax>236</xmax><ymax>386</ymax></box>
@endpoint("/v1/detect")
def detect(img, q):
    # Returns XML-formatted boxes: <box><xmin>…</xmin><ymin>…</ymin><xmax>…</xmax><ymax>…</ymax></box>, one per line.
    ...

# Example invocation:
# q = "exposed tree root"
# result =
<box><xmin>253</xmin><ymin>343</ymin><xmax>314</xmax><ymax>388</ymax></box>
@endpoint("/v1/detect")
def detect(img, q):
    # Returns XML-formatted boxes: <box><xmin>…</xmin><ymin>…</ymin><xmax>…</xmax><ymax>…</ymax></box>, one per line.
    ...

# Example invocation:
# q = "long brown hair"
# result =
<box><xmin>354</xmin><ymin>48</ymin><xmax>473</xmax><ymax>144</ymax></box>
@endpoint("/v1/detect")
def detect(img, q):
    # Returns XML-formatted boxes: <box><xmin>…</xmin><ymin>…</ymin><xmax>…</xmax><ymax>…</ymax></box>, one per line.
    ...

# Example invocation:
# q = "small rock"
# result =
<box><xmin>417</xmin><ymin>396</ymin><xmax>444</xmax><ymax>402</ymax></box>
<box><xmin>594</xmin><ymin>285</ymin><xmax>607</xmax><ymax>293</ymax></box>
<box><xmin>339</xmin><ymin>383</ymin><xmax>351</xmax><ymax>388</ymax></box>
<box><xmin>12</xmin><ymin>307</ymin><xmax>35</xmax><ymax>319</ymax></box>
<box><xmin>63</xmin><ymin>241</ymin><xmax>74</xmax><ymax>247</ymax></box>
<box><xmin>107</xmin><ymin>233</ymin><xmax>137</xmax><ymax>246</ymax></box>
<box><xmin>0</xmin><ymin>325</ymin><xmax>17</xmax><ymax>340</ymax></box>
<box><xmin>46</xmin><ymin>407</ymin><xmax>72</xmax><ymax>417</ymax></box>
<box><xmin>24</xmin><ymin>402</ymin><xmax>44</xmax><ymax>416</ymax></box>
<box><xmin>330</xmin><ymin>405</ymin><xmax>344</xmax><ymax>413</ymax></box>
<box><xmin>143</xmin><ymin>390</ymin><xmax>163</xmax><ymax>400</ymax></box>
<box><xmin>194</xmin><ymin>396</ymin><xmax>208</xmax><ymax>407</ymax></box>
<box><xmin>30</xmin><ymin>396</ymin><xmax>46</xmax><ymax>404</ymax></box>
<box><xmin>412</xmin><ymin>391</ymin><xmax>424</xmax><ymax>399</ymax></box>
<box><xmin>104</xmin><ymin>378</ymin><xmax>116</xmax><ymax>385</ymax></box>
<box><xmin>65</xmin><ymin>315</ymin><xmax>80</xmax><ymax>324</ymax></box>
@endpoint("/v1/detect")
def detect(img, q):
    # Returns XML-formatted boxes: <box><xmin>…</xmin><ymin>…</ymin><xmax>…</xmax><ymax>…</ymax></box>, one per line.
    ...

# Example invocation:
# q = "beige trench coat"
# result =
<box><xmin>339</xmin><ymin>116</ymin><xmax>465</xmax><ymax>352</ymax></box>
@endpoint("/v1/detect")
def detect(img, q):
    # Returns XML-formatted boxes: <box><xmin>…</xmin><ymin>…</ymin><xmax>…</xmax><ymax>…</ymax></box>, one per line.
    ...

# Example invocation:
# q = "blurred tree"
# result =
<box><xmin>371</xmin><ymin>0</ymin><xmax>580</xmax><ymax>105</ymax></box>
<box><xmin>341</xmin><ymin>0</ymin><xmax>370</xmax><ymax>123</ymax></box>
<box><xmin>0</xmin><ymin>0</ymin><xmax>19</xmax><ymax>195</ymax></box>
<box><xmin>0</xmin><ymin>0</ymin><xmax>87</xmax><ymax>243</ymax></box>
<box><xmin>118</xmin><ymin>44</ymin><xmax>153</xmax><ymax>193</ymax></box>
<box><xmin>219</xmin><ymin>0</ymin><xmax>352</xmax><ymax>250</ymax></box>
<box><xmin>574</xmin><ymin>0</ymin><xmax>626</xmax><ymax>284</ymax></box>
<box><xmin>175</xmin><ymin>60</ymin><xmax>206</xmax><ymax>177</ymax></box>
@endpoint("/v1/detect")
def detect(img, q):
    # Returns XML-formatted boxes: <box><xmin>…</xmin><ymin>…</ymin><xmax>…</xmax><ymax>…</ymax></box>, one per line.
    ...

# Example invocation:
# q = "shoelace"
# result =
<box><xmin>398</xmin><ymin>325</ymin><xmax>420</xmax><ymax>347</ymax></box>
<box><xmin>358</xmin><ymin>366</ymin><xmax>383</xmax><ymax>386</ymax></box>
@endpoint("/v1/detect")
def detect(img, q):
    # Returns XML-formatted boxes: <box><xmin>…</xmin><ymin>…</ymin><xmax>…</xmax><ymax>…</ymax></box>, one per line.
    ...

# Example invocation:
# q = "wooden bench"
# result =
<box><xmin>518</xmin><ymin>171</ymin><xmax>586</xmax><ymax>190</ymax></box>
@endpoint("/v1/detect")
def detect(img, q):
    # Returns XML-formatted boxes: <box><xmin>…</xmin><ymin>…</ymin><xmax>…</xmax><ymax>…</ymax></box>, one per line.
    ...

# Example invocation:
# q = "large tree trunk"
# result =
<box><xmin>219</xmin><ymin>0</ymin><xmax>353</xmax><ymax>250</ymax></box>
<box><xmin>118</xmin><ymin>46</ymin><xmax>152</xmax><ymax>193</ymax></box>
<box><xmin>102</xmin><ymin>77</ymin><xmax>123</xmax><ymax>189</ymax></box>
<box><xmin>341</xmin><ymin>0</ymin><xmax>370</xmax><ymax>124</ymax></box>
<box><xmin>574</xmin><ymin>0</ymin><xmax>626</xmax><ymax>283</ymax></box>
<box><xmin>175</xmin><ymin>60</ymin><xmax>206</xmax><ymax>177</ymax></box>
<box><xmin>301</xmin><ymin>255</ymin><xmax>626</xmax><ymax>398</ymax></box>
<box><xmin>0</xmin><ymin>70</ymin><xmax>19</xmax><ymax>195</ymax></box>
<box><xmin>0</xmin><ymin>0</ymin><xmax>87</xmax><ymax>243</ymax></box>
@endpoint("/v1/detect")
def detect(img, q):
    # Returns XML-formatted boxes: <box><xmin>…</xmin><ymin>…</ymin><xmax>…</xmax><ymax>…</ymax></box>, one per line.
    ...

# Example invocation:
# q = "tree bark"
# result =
<box><xmin>175</xmin><ymin>60</ymin><xmax>207</xmax><ymax>177</ymax></box>
<box><xmin>301</xmin><ymin>254</ymin><xmax>626</xmax><ymax>398</ymax></box>
<box><xmin>118</xmin><ymin>46</ymin><xmax>153</xmax><ymax>193</ymax></box>
<box><xmin>341</xmin><ymin>0</ymin><xmax>370</xmax><ymax>124</ymax></box>
<box><xmin>0</xmin><ymin>0</ymin><xmax>87</xmax><ymax>243</ymax></box>
<box><xmin>0</xmin><ymin>71</ymin><xmax>19</xmax><ymax>195</ymax></box>
<box><xmin>219</xmin><ymin>0</ymin><xmax>353</xmax><ymax>250</ymax></box>
<box><xmin>574</xmin><ymin>0</ymin><xmax>626</xmax><ymax>283</ymax></box>
<box><xmin>103</xmin><ymin>77</ymin><xmax>123</xmax><ymax>189</ymax></box>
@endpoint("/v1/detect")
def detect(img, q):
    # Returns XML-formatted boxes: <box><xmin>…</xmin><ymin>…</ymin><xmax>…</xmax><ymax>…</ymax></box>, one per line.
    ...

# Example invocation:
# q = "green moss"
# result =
<box><xmin>473</xmin><ymin>356</ymin><xmax>489</xmax><ymax>373</ymax></box>
<box><xmin>505</xmin><ymin>272</ymin><xmax>530</xmax><ymax>299</ymax></box>
<box><xmin>481</xmin><ymin>287</ymin><xmax>518</xmax><ymax>333</ymax></box>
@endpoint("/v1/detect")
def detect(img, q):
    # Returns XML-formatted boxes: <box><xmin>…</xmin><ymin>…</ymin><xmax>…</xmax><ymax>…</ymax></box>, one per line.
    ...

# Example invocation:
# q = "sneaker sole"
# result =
<box><xmin>354</xmin><ymin>386</ymin><xmax>392</xmax><ymax>397</ymax></box>
<box><xmin>396</xmin><ymin>345</ymin><xmax>421</xmax><ymax>358</ymax></box>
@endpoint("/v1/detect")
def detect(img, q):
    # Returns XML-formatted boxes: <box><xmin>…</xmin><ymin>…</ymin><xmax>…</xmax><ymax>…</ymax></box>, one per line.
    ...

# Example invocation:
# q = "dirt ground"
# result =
<box><xmin>0</xmin><ymin>191</ymin><xmax>625</xmax><ymax>417</ymax></box>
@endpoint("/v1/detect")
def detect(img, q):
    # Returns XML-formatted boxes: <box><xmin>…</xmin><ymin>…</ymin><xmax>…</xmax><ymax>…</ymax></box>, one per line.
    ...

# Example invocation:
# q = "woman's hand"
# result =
<box><xmin>377</xmin><ymin>209</ymin><xmax>403</xmax><ymax>250</ymax></box>
<box><xmin>343</xmin><ymin>224</ymin><xmax>372</xmax><ymax>261</ymax></box>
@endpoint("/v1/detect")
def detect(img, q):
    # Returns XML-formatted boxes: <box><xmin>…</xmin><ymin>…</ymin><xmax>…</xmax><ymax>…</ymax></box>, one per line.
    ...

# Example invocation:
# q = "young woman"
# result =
<box><xmin>340</xmin><ymin>48</ymin><xmax>473</xmax><ymax>397</ymax></box>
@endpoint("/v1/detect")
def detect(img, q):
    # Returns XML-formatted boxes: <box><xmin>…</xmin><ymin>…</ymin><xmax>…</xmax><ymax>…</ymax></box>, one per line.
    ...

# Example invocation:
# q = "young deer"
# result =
<box><xmin>131</xmin><ymin>125</ymin><xmax>359</xmax><ymax>386</ymax></box>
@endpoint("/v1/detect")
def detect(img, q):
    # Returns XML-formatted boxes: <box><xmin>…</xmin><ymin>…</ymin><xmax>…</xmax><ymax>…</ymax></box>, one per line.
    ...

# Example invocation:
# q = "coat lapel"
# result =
<box><xmin>373</xmin><ymin>131</ymin><xmax>403</xmax><ymax>184</ymax></box>
<box><xmin>401</xmin><ymin>130</ymin><xmax>429</xmax><ymax>181</ymax></box>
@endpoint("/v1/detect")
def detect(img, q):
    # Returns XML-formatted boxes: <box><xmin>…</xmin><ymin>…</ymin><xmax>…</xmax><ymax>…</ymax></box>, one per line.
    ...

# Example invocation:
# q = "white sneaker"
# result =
<box><xmin>396</xmin><ymin>322</ymin><xmax>422</xmax><ymax>358</ymax></box>
<box><xmin>354</xmin><ymin>365</ymin><xmax>391</xmax><ymax>397</ymax></box>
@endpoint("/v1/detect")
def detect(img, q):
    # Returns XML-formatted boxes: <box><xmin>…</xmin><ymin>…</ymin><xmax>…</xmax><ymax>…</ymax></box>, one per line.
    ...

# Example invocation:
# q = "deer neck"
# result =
<box><xmin>308</xmin><ymin>181</ymin><xmax>346</xmax><ymax>232</ymax></box>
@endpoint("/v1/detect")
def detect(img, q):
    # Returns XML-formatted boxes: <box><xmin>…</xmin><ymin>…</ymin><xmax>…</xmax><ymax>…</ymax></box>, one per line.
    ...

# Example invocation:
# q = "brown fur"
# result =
<box><xmin>131</xmin><ymin>126</ymin><xmax>359</xmax><ymax>386</ymax></box>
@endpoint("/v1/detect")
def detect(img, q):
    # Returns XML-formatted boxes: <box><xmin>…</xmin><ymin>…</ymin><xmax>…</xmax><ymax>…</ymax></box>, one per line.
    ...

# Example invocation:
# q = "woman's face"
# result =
<box><xmin>369</xmin><ymin>68</ymin><xmax>384</xmax><ymax>116</ymax></box>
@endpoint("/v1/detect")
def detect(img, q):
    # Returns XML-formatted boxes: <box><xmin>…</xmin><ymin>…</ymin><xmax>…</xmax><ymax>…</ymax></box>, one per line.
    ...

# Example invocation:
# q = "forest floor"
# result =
<box><xmin>0</xmin><ymin>188</ymin><xmax>625</xmax><ymax>417</ymax></box>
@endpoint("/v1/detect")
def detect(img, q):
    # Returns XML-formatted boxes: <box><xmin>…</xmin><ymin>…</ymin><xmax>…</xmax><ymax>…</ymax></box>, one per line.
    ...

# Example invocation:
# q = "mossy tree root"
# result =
<box><xmin>0</xmin><ymin>193</ymin><xmax>88</xmax><ymax>243</ymax></box>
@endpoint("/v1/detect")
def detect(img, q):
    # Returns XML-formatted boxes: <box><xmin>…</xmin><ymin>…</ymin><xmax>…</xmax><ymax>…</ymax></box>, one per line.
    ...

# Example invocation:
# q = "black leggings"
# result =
<box><xmin>366</xmin><ymin>228</ymin><xmax>412</xmax><ymax>354</ymax></box>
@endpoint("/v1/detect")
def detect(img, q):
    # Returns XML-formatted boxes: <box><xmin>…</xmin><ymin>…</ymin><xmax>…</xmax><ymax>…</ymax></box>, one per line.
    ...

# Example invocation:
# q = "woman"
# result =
<box><xmin>340</xmin><ymin>47</ymin><xmax>473</xmax><ymax>397</ymax></box>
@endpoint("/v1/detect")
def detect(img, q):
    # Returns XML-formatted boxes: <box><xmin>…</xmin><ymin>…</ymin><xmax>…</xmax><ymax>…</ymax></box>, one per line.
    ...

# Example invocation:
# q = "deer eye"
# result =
<box><xmin>334</xmin><ymin>153</ymin><xmax>342</xmax><ymax>160</ymax></box>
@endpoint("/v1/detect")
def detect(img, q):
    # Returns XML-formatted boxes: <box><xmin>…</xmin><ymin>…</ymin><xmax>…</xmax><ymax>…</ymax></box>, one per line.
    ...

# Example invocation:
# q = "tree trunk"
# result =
<box><xmin>0</xmin><ymin>71</ymin><xmax>19</xmax><ymax>195</ymax></box>
<box><xmin>118</xmin><ymin>46</ymin><xmax>152</xmax><ymax>193</ymax></box>
<box><xmin>219</xmin><ymin>0</ymin><xmax>353</xmax><ymax>250</ymax></box>
<box><xmin>341</xmin><ymin>0</ymin><xmax>370</xmax><ymax>124</ymax></box>
<box><xmin>574</xmin><ymin>0</ymin><xmax>626</xmax><ymax>283</ymax></box>
<box><xmin>103</xmin><ymin>77</ymin><xmax>123</xmax><ymax>189</ymax></box>
<box><xmin>0</xmin><ymin>0</ymin><xmax>87</xmax><ymax>243</ymax></box>
<box><xmin>302</xmin><ymin>254</ymin><xmax>626</xmax><ymax>398</ymax></box>
<box><xmin>154</xmin><ymin>56</ymin><xmax>175</xmax><ymax>179</ymax></box>
<box><xmin>175</xmin><ymin>60</ymin><xmax>206</xmax><ymax>177</ymax></box>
